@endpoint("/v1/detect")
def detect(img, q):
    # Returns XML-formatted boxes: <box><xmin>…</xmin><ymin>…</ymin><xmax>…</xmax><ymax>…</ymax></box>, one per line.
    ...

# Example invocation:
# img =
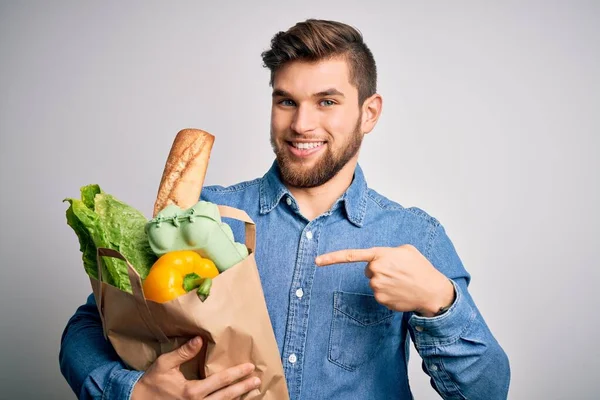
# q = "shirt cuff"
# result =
<box><xmin>103</xmin><ymin>368</ymin><xmax>144</xmax><ymax>400</ymax></box>
<box><xmin>408</xmin><ymin>280</ymin><xmax>476</xmax><ymax>347</ymax></box>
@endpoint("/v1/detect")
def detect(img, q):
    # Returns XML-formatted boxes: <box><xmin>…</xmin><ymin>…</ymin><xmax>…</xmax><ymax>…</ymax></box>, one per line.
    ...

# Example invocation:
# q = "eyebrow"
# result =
<box><xmin>315</xmin><ymin>88</ymin><xmax>345</xmax><ymax>97</ymax></box>
<box><xmin>272</xmin><ymin>88</ymin><xmax>345</xmax><ymax>98</ymax></box>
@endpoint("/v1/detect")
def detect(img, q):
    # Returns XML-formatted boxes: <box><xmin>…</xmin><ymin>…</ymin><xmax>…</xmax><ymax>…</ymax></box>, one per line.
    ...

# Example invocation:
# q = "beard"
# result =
<box><xmin>270</xmin><ymin>117</ymin><xmax>363</xmax><ymax>188</ymax></box>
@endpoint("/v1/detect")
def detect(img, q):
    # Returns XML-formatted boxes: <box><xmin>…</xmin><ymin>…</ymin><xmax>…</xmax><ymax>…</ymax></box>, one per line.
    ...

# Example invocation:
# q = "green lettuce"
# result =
<box><xmin>64</xmin><ymin>184</ymin><xmax>156</xmax><ymax>293</ymax></box>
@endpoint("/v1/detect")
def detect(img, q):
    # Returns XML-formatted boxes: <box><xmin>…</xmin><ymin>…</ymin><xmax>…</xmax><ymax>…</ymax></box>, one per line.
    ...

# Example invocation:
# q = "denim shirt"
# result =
<box><xmin>60</xmin><ymin>162</ymin><xmax>510</xmax><ymax>400</ymax></box>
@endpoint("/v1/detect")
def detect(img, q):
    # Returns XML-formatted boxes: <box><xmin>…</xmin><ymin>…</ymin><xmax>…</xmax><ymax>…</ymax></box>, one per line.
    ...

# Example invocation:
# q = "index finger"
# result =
<box><xmin>196</xmin><ymin>363</ymin><xmax>256</xmax><ymax>397</ymax></box>
<box><xmin>315</xmin><ymin>248</ymin><xmax>378</xmax><ymax>266</ymax></box>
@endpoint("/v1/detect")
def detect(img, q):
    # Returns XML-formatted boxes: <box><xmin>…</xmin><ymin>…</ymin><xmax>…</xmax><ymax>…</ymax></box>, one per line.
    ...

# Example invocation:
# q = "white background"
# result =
<box><xmin>1</xmin><ymin>1</ymin><xmax>598</xmax><ymax>399</ymax></box>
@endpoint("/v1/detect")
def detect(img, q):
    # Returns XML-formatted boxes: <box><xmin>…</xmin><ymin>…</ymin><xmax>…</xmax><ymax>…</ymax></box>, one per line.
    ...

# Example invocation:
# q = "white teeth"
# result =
<box><xmin>292</xmin><ymin>142</ymin><xmax>324</xmax><ymax>150</ymax></box>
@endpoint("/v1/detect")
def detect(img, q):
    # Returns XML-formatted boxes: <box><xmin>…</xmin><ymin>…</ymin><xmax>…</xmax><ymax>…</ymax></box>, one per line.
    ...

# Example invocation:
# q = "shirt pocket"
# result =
<box><xmin>328</xmin><ymin>291</ymin><xmax>395</xmax><ymax>371</ymax></box>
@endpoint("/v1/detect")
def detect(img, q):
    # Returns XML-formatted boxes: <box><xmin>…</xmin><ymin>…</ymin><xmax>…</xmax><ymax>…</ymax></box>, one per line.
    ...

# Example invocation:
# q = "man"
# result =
<box><xmin>60</xmin><ymin>19</ymin><xmax>510</xmax><ymax>399</ymax></box>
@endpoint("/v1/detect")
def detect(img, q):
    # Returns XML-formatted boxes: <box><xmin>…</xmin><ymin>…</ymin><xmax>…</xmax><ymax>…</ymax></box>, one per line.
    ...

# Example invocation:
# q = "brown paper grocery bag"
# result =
<box><xmin>90</xmin><ymin>205</ymin><xmax>289</xmax><ymax>399</ymax></box>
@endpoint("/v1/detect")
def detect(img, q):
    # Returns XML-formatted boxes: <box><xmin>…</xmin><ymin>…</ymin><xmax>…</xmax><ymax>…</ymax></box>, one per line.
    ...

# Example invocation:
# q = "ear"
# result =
<box><xmin>360</xmin><ymin>93</ymin><xmax>383</xmax><ymax>134</ymax></box>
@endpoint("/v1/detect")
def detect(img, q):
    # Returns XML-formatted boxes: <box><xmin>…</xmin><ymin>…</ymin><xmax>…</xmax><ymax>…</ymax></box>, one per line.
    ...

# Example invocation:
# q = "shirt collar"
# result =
<box><xmin>259</xmin><ymin>161</ymin><xmax>290</xmax><ymax>215</ymax></box>
<box><xmin>259</xmin><ymin>160</ymin><xmax>368</xmax><ymax>227</ymax></box>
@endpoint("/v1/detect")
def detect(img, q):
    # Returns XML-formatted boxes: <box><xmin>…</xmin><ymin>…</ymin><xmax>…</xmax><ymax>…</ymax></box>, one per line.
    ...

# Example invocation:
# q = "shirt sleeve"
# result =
<box><xmin>408</xmin><ymin>223</ymin><xmax>511</xmax><ymax>400</ymax></box>
<box><xmin>59</xmin><ymin>294</ymin><xmax>143</xmax><ymax>400</ymax></box>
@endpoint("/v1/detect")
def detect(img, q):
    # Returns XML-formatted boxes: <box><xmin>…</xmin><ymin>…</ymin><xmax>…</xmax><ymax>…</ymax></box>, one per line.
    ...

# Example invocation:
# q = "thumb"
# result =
<box><xmin>158</xmin><ymin>336</ymin><xmax>203</xmax><ymax>371</ymax></box>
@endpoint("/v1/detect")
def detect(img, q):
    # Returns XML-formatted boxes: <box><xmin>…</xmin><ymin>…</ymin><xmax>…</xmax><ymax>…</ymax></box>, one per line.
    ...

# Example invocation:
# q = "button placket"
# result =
<box><xmin>281</xmin><ymin>220</ymin><xmax>321</xmax><ymax>397</ymax></box>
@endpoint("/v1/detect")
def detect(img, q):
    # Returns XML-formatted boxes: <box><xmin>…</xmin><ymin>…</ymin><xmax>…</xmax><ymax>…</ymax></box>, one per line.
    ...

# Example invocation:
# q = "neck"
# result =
<box><xmin>285</xmin><ymin>158</ymin><xmax>358</xmax><ymax>221</ymax></box>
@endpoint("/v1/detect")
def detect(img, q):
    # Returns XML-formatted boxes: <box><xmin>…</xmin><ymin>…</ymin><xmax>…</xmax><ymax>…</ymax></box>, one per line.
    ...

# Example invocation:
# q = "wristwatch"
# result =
<box><xmin>416</xmin><ymin>279</ymin><xmax>456</xmax><ymax>317</ymax></box>
<box><xmin>435</xmin><ymin>279</ymin><xmax>456</xmax><ymax>316</ymax></box>
<box><xmin>434</xmin><ymin>302</ymin><xmax>452</xmax><ymax>316</ymax></box>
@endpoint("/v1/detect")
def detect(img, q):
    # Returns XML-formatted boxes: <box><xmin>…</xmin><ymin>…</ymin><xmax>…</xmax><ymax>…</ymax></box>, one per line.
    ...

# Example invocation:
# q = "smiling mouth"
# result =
<box><xmin>287</xmin><ymin>141</ymin><xmax>326</xmax><ymax>149</ymax></box>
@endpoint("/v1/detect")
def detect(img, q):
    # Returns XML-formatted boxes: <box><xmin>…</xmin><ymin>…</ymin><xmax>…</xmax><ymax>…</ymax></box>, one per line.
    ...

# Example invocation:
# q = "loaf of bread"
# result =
<box><xmin>153</xmin><ymin>128</ymin><xmax>215</xmax><ymax>217</ymax></box>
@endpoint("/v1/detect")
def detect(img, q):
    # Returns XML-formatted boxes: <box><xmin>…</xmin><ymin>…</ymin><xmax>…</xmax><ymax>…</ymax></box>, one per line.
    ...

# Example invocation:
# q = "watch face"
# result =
<box><xmin>436</xmin><ymin>305</ymin><xmax>450</xmax><ymax>316</ymax></box>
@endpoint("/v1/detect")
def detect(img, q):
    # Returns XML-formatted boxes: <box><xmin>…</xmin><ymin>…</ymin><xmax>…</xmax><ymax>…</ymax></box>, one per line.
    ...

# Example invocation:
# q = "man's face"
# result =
<box><xmin>270</xmin><ymin>57</ymin><xmax>364</xmax><ymax>188</ymax></box>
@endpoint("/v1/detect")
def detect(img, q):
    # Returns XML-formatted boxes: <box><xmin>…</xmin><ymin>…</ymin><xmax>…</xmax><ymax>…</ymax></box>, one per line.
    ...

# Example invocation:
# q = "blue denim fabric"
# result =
<box><xmin>59</xmin><ymin>162</ymin><xmax>510</xmax><ymax>399</ymax></box>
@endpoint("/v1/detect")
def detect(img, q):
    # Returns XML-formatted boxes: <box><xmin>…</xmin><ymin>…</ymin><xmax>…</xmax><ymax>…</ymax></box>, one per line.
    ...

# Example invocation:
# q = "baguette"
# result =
<box><xmin>153</xmin><ymin>128</ymin><xmax>215</xmax><ymax>217</ymax></box>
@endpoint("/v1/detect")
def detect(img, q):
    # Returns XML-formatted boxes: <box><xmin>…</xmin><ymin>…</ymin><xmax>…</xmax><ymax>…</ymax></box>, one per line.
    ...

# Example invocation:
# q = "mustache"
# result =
<box><xmin>282</xmin><ymin>136</ymin><xmax>328</xmax><ymax>142</ymax></box>
<box><xmin>270</xmin><ymin>128</ymin><xmax>327</xmax><ymax>142</ymax></box>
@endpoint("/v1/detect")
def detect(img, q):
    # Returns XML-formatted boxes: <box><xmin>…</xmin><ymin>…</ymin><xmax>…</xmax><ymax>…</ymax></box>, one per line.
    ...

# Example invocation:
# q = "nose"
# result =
<box><xmin>290</xmin><ymin>105</ymin><xmax>317</xmax><ymax>134</ymax></box>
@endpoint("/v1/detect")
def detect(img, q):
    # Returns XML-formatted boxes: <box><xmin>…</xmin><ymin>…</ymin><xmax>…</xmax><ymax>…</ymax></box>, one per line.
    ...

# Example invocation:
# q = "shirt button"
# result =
<box><xmin>288</xmin><ymin>354</ymin><xmax>297</xmax><ymax>364</ymax></box>
<box><xmin>286</xmin><ymin>197</ymin><xmax>292</xmax><ymax>206</ymax></box>
<box><xmin>430</xmin><ymin>364</ymin><xmax>439</xmax><ymax>371</ymax></box>
<box><xmin>306</xmin><ymin>231</ymin><xmax>313</xmax><ymax>240</ymax></box>
<box><xmin>295</xmin><ymin>288</ymin><xmax>304</xmax><ymax>298</ymax></box>
<box><xmin>415</xmin><ymin>326</ymin><xmax>424</xmax><ymax>332</ymax></box>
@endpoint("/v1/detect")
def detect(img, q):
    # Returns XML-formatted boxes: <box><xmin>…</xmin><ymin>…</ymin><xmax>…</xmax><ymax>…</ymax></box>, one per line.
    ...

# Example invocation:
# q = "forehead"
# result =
<box><xmin>273</xmin><ymin>57</ymin><xmax>356</xmax><ymax>96</ymax></box>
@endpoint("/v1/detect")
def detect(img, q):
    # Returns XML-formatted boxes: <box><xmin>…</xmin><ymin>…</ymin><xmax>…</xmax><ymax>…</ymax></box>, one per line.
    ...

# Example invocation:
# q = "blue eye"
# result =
<box><xmin>279</xmin><ymin>99</ymin><xmax>296</xmax><ymax>107</ymax></box>
<box><xmin>320</xmin><ymin>99</ymin><xmax>335</xmax><ymax>106</ymax></box>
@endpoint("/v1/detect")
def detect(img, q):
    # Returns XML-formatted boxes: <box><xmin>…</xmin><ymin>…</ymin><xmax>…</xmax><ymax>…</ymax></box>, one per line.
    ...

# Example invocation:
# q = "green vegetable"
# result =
<box><xmin>197</xmin><ymin>278</ymin><xmax>212</xmax><ymax>302</ymax></box>
<box><xmin>182</xmin><ymin>272</ymin><xmax>212</xmax><ymax>302</ymax></box>
<box><xmin>182</xmin><ymin>272</ymin><xmax>202</xmax><ymax>293</ymax></box>
<box><xmin>64</xmin><ymin>184</ymin><xmax>157</xmax><ymax>293</ymax></box>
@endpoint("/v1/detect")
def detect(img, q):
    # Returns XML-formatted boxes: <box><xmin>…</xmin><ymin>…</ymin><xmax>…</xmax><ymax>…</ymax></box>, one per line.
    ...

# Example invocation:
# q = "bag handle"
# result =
<box><xmin>217</xmin><ymin>205</ymin><xmax>256</xmax><ymax>253</ymax></box>
<box><xmin>96</xmin><ymin>247</ymin><xmax>169</xmax><ymax>343</ymax></box>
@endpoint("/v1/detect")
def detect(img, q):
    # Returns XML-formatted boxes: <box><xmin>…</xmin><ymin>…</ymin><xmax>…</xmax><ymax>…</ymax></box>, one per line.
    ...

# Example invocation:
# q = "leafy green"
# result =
<box><xmin>64</xmin><ymin>196</ymin><xmax>113</xmax><ymax>286</ymax></box>
<box><xmin>81</xmin><ymin>184</ymin><xmax>101</xmax><ymax>210</ymax></box>
<box><xmin>64</xmin><ymin>184</ymin><xmax>157</xmax><ymax>293</ymax></box>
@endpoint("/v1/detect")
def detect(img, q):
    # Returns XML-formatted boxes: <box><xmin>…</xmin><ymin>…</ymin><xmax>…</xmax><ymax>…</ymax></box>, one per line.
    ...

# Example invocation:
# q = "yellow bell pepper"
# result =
<box><xmin>142</xmin><ymin>250</ymin><xmax>219</xmax><ymax>303</ymax></box>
